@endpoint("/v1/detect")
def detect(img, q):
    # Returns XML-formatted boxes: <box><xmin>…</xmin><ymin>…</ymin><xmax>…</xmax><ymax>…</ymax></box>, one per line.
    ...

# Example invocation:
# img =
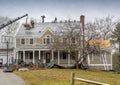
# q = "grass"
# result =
<box><xmin>14</xmin><ymin>69</ymin><xmax>120</xmax><ymax>85</ymax></box>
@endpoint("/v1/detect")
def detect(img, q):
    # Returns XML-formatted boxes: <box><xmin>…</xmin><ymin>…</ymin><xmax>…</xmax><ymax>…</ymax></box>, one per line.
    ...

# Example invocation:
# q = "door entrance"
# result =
<box><xmin>46</xmin><ymin>53</ymin><xmax>50</xmax><ymax>63</ymax></box>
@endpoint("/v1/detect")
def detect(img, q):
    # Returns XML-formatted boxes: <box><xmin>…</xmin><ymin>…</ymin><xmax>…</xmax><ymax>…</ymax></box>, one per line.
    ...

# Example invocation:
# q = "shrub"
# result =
<box><xmin>113</xmin><ymin>52</ymin><xmax>120</xmax><ymax>70</ymax></box>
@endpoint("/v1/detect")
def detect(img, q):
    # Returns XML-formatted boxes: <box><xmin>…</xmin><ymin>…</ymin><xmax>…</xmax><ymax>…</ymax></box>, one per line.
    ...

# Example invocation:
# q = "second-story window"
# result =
<box><xmin>63</xmin><ymin>38</ymin><xmax>67</xmax><ymax>44</ymax></box>
<box><xmin>71</xmin><ymin>37</ymin><xmax>76</xmax><ymax>43</ymax></box>
<box><xmin>21</xmin><ymin>39</ymin><xmax>25</xmax><ymax>44</ymax></box>
<box><xmin>43</xmin><ymin>35</ymin><xmax>52</xmax><ymax>44</ymax></box>
<box><xmin>30</xmin><ymin>38</ymin><xmax>33</xmax><ymax>44</ymax></box>
<box><xmin>47</xmin><ymin>36</ymin><xmax>50</xmax><ymax>44</ymax></box>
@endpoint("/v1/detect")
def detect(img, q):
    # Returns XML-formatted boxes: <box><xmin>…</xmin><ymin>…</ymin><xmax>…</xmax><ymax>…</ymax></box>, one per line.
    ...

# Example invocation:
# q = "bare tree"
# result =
<box><xmin>51</xmin><ymin>16</ymin><xmax>114</xmax><ymax>69</ymax></box>
<box><xmin>0</xmin><ymin>16</ymin><xmax>19</xmax><ymax>35</ymax></box>
<box><xmin>86</xmin><ymin>16</ymin><xmax>114</xmax><ymax>40</ymax></box>
<box><xmin>52</xmin><ymin>22</ymin><xmax>95</xmax><ymax>69</ymax></box>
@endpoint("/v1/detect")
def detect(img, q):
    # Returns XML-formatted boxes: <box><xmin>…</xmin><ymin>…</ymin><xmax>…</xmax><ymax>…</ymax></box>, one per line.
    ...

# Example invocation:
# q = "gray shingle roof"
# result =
<box><xmin>15</xmin><ymin>22</ymin><xmax>80</xmax><ymax>37</ymax></box>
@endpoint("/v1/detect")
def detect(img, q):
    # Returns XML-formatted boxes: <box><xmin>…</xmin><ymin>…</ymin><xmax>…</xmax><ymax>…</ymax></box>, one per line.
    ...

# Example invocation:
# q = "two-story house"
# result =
<box><xmin>14</xmin><ymin>19</ymin><xmax>113</xmax><ymax>70</ymax></box>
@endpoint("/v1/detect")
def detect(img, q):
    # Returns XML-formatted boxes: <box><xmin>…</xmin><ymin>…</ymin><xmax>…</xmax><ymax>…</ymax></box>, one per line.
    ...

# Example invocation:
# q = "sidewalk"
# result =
<box><xmin>0</xmin><ymin>69</ymin><xmax>25</xmax><ymax>85</ymax></box>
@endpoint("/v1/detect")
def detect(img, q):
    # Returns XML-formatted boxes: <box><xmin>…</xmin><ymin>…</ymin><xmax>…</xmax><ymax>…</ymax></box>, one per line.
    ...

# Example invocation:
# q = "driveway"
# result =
<box><xmin>0</xmin><ymin>69</ymin><xmax>25</xmax><ymax>85</ymax></box>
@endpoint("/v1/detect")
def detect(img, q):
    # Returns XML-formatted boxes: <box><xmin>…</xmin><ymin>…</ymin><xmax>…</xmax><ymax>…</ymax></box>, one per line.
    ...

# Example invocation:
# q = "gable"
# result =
<box><xmin>40</xmin><ymin>28</ymin><xmax>54</xmax><ymax>39</ymax></box>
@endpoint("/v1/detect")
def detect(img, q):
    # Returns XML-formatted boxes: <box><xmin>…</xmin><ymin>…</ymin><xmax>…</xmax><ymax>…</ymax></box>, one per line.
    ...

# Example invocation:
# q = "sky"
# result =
<box><xmin>0</xmin><ymin>0</ymin><xmax>120</xmax><ymax>23</ymax></box>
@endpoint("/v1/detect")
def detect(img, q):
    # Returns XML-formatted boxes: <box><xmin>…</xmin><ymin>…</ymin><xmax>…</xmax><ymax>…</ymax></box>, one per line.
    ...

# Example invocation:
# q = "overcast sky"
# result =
<box><xmin>0</xmin><ymin>0</ymin><xmax>120</xmax><ymax>22</ymax></box>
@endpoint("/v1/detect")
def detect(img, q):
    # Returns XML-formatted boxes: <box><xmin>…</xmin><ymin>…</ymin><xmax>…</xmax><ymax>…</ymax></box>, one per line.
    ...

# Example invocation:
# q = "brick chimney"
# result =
<box><xmin>80</xmin><ymin>15</ymin><xmax>86</xmax><ymax>64</ymax></box>
<box><xmin>80</xmin><ymin>15</ymin><xmax>85</xmax><ymax>28</ymax></box>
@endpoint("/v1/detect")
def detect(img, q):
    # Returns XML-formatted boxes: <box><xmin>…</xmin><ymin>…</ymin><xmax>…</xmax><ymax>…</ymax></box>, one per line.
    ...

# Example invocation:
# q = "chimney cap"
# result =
<box><xmin>41</xmin><ymin>15</ymin><xmax>46</xmax><ymax>18</ymax></box>
<box><xmin>41</xmin><ymin>15</ymin><xmax>46</xmax><ymax>23</ymax></box>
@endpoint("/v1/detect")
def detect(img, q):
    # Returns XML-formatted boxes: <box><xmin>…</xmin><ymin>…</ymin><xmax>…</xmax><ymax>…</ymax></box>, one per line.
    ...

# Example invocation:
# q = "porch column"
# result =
<box><xmin>68</xmin><ymin>50</ymin><xmax>70</xmax><ymax>65</ymax></box>
<box><xmin>52</xmin><ymin>49</ymin><xmax>54</xmax><ymax>61</ymax></box>
<box><xmin>39</xmin><ymin>50</ymin><xmax>41</xmax><ymax>60</ymax></box>
<box><xmin>33</xmin><ymin>50</ymin><xmax>35</xmax><ymax>64</ymax></box>
<box><xmin>111</xmin><ymin>52</ymin><xmax>113</xmax><ymax>70</ymax></box>
<box><xmin>23</xmin><ymin>51</ymin><xmax>25</xmax><ymax>62</ymax></box>
<box><xmin>16</xmin><ymin>51</ymin><xmax>18</xmax><ymax>64</ymax></box>
<box><xmin>13</xmin><ymin>50</ymin><xmax>16</xmax><ymax>63</ymax></box>
<box><xmin>58</xmin><ymin>50</ymin><xmax>60</xmax><ymax>64</ymax></box>
<box><xmin>87</xmin><ymin>53</ymin><xmax>90</xmax><ymax>65</ymax></box>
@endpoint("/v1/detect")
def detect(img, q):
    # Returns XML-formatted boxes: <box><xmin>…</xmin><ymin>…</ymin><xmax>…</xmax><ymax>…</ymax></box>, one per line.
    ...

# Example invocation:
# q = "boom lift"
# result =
<box><xmin>0</xmin><ymin>14</ymin><xmax>28</xmax><ymax>72</ymax></box>
<box><xmin>0</xmin><ymin>14</ymin><xmax>28</xmax><ymax>30</ymax></box>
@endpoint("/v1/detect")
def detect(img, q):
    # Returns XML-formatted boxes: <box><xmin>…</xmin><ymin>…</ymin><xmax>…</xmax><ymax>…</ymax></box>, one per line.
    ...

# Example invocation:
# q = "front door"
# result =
<box><xmin>46</xmin><ymin>53</ymin><xmax>50</xmax><ymax>63</ymax></box>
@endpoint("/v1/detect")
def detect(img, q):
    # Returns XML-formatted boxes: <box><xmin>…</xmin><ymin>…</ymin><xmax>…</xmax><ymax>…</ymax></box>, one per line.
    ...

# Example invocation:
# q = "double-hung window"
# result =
<box><xmin>21</xmin><ymin>39</ymin><xmax>25</xmax><ymax>44</ymax></box>
<box><xmin>30</xmin><ymin>38</ymin><xmax>33</xmax><ymax>44</ymax></box>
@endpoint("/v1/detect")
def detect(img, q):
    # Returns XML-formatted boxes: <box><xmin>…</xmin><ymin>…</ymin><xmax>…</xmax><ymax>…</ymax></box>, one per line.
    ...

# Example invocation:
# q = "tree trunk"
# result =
<box><xmin>76</xmin><ymin>61</ymin><xmax>79</xmax><ymax>69</ymax></box>
<box><xmin>119</xmin><ymin>41</ymin><xmax>120</xmax><ymax>53</ymax></box>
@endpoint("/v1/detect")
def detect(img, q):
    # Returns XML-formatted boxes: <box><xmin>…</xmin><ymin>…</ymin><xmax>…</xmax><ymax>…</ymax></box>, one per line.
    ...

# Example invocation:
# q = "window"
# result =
<box><xmin>89</xmin><ymin>53</ymin><xmax>93</xmax><ymax>61</ymax></box>
<box><xmin>63</xmin><ymin>52</ymin><xmax>67</xmax><ymax>59</ymax></box>
<box><xmin>63</xmin><ymin>38</ymin><xmax>66</xmax><ymax>44</ymax></box>
<box><xmin>21</xmin><ymin>39</ymin><xmax>25</xmax><ymax>44</ymax></box>
<box><xmin>43</xmin><ymin>35</ymin><xmax>52</xmax><ymax>44</ymax></box>
<box><xmin>47</xmin><ymin>36</ymin><xmax>50</xmax><ymax>44</ymax></box>
<box><xmin>44</xmin><ymin>38</ymin><xmax>46</xmax><ymax>44</ymax></box>
<box><xmin>30</xmin><ymin>52</ymin><xmax>33</xmax><ymax>59</ymax></box>
<box><xmin>30</xmin><ymin>38</ymin><xmax>33</xmax><ymax>44</ymax></box>
<box><xmin>71</xmin><ymin>37</ymin><xmax>76</xmax><ymax>43</ymax></box>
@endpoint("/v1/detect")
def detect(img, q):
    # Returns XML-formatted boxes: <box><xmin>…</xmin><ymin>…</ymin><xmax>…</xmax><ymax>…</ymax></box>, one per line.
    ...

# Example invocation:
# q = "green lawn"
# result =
<box><xmin>14</xmin><ymin>69</ymin><xmax>120</xmax><ymax>85</ymax></box>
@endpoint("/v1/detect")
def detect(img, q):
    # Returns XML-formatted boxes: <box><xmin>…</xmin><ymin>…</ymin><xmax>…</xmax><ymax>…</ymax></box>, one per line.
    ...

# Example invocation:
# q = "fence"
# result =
<box><xmin>70</xmin><ymin>72</ymin><xmax>109</xmax><ymax>85</ymax></box>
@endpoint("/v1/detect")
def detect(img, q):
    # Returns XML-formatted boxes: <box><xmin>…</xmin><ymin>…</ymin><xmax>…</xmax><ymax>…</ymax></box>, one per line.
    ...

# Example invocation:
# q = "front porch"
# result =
<box><xmin>15</xmin><ymin>49</ymin><xmax>75</xmax><ymax>65</ymax></box>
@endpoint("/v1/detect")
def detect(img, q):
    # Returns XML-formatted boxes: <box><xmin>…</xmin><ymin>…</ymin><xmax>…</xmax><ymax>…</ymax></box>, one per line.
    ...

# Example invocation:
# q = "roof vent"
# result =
<box><xmin>39</xmin><ymin>31</ymin><xmax>41</xmax><ymax>33</ymax></box>
<box><xmin>65</xmin><ymin>20</ymin><xmax>67</xmax><ymax>23</ymax></box>
<box><xmin>31</xmin><ymin>20</ymin><xmax>34</xmax><ymax>28</ymax></box>
<box><xmin>60</xmin><ymin>20</ymin><xmax>62</xmax><ymax>23</ymax></box>
<box><xmin>54</xmin><ymin>17</ymin><xmax>57</xmax><ymax>23</ymax></box>
<box><xmin>74</xmin><ymin>20</ymin><xmax>76</xmax><ymax>22</ymax></box>
<box><xmin>68</xmin><ymin>19</ymin><xmax>71</xmax><ymax>23</ymax></box>
<box><xmin>41</xmin><ymin>15</ymin><xmax>45</xmax><ymax>23</ymax></box>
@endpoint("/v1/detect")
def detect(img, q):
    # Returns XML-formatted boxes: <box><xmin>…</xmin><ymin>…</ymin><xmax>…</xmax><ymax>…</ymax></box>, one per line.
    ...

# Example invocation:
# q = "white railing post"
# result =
<box><xmin>70</xmin><ymin>72</ymin><xmax>75</xmax><ymax>85</ymax></box>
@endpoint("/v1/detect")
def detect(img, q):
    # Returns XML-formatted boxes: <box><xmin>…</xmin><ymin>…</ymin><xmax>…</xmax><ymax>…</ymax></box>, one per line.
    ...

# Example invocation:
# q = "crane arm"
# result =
<box><xmin>0</xmin><ymin>14</ymin><xmax>28</xmax><ymax>30</ymax></box>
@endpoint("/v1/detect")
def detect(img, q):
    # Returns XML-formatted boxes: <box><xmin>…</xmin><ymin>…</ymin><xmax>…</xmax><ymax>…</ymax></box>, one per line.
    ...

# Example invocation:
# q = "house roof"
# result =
<box><xmin>15</xmin><ymin>22</ymin><xmax>80</xmax><ymax>37</ymax></box>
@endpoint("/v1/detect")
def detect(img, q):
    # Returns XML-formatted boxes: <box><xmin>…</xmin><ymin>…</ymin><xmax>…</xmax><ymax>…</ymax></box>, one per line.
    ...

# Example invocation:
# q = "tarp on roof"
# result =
<box><xmin>89</xmin><ymin>40</ymin><xmax>111</xmax><ymax>47</ymax></box>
